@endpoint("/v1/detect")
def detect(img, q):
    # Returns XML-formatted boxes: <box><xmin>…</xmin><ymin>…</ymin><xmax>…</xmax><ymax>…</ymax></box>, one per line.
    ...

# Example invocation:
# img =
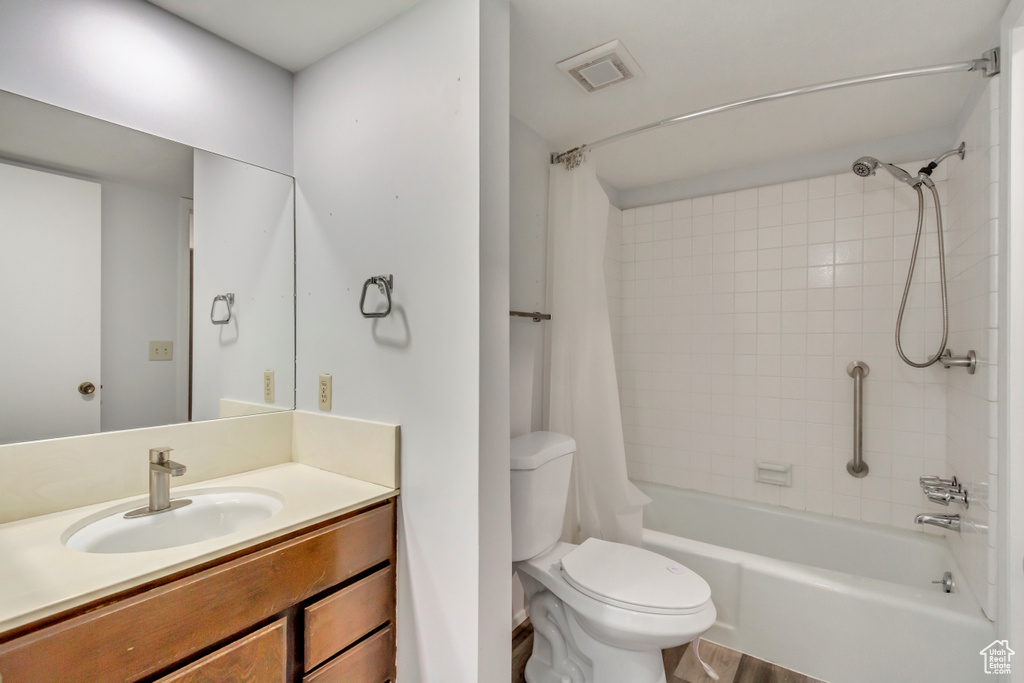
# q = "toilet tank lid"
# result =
<box><xmin>511</xmin><ymin>431</ymin><xmax>576</xmax><ymax>470</ymax></box>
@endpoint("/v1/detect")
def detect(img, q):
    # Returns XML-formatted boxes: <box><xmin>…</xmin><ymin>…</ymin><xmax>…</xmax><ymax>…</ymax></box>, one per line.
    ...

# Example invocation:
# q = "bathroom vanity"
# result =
<box><xmin>0</xmin><ymin>494</ymin><xmax>396</xmax><ymax>682</ymax></box>
<box><xmin>0</xmin><ymin>407</ymin><xmax>402</xmax><ymax>683</ymax></box>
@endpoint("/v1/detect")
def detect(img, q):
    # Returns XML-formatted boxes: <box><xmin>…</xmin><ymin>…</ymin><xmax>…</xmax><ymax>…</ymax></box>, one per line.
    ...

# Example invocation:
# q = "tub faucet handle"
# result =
<box><xmin>920</xmin><ymin>475</ymin><xmax>957</xmax><ymax>490</ymax></box>
<box><xmin>925</xmin><ymin>489</ymin><xmax>969</xmax><ymax>508</ymax></box>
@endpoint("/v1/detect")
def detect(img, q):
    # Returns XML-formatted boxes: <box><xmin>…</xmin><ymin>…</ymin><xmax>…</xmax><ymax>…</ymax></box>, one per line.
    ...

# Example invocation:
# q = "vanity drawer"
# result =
<box><xmin>305</xmin><ymin>566</ymin><xmax>395</xmax><ymax>670</ymax></box>
<box><xmin>156</xmin><ymin>618</ymin><xmax>288</xmax><ymax>683</ymax></box>
<box><xmin>303</xmin><ymin>626</ymin><xmax>395</xmax><ymax>683</ymax></box>
<box><xmin>0</xmin><ymin>501</ymin><xmax>394</xmax><ymax>683</ymax></box>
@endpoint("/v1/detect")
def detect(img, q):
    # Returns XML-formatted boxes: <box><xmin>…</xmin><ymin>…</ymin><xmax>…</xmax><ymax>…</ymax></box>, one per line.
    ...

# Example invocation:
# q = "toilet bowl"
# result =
<box><xmin>511</xmin><ymin>432</ymin><xmax>716</xmax><ymax>683</ymax></box>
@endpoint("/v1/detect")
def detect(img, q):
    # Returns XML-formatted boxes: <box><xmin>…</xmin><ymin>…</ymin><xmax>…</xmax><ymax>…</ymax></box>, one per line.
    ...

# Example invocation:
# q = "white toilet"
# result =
<box><xmin>512</xmin><ymin>431</ymin><xmax>716</xmax><ymax>683</ymax></box>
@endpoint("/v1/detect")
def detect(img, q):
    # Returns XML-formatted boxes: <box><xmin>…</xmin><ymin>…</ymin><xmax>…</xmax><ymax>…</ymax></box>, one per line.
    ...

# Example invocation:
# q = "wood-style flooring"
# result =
<box><xmin>511</xmin><ymin>619</ymin><xmax>827</xmax><ymax>683</ymax></box>
<box><xmin>511</xmin><ymin>618</ymin><xmax>534</xmax><ymax>683</ymax></box>
<box><xmin>662</xmin><ymin>639</ymin><xmax>827</xmax><ymax>683</ymax></box>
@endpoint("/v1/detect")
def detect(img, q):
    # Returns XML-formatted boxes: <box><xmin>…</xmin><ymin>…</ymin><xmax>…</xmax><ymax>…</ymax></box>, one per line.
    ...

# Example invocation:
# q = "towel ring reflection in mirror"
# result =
<box><xmin>360</xmin><ymin>275</ymin><xmax>393</xmax><ymax>318</ymax></box>
<box><xmin>211</xmin><ymin>293</ymin><xmax>234</xmax><ymax>325</ymax></box>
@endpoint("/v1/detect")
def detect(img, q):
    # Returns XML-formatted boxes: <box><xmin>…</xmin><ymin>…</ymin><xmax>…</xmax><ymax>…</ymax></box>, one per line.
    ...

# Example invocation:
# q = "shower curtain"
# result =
<box><xmin>547</xmin><ymin>160</ymin><xmax>649</xmax><ymax>547</ymax></box>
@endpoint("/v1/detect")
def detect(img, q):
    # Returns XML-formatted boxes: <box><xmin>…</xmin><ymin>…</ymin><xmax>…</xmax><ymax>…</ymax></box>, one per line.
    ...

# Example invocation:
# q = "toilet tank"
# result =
<box><xmin>510</xmin><ymin>431</ymin><xmax>576</xmax><ymax>562</ymax></box>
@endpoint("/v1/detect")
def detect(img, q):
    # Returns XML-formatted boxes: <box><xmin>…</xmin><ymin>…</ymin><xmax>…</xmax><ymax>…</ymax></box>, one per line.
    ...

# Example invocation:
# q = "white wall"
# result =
<box><xmin>942</xmin><ymin>78</ymin><xmax>1001</xmax><ymax>620</ymax></box>
<box><xmin>999</xmin><ymin>3</ymin><xmax>1024</xmax><ymax>664</ymax></box>
<box><xmin>478</xmin><ymin>0</ymin><xmax>511</xmax><ymax>677</ymax></box>
<box><xmin>0</xmin><ymin>0</ymin><xmax>293</xmax><ymax>175</ymax></box>
<box><xmin>508</xmin><ymin>116</ymin><xmax>549</xmax><ymax>627</ymax></box>
<box><xmin>294</xmin><ymin>0</ymin><xmax>507</xmax><ymax>678</ymax></box>
<box><xmin>101</xmin><ymin>182</ymin><xmax>189</xmax><ymax>432</ymax></box>
<box><xmin>510</xmin><ymin>118</ymin><xmax>551</xmax><ymax>437</ymax></box>
<box><xmin>192</xmin><ymin>151</ymin><xmax>295</xmax><ymax>421</ymax></box>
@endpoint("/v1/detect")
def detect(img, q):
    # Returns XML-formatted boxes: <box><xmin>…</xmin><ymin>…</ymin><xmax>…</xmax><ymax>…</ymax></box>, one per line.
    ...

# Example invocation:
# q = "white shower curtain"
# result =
<box><xmin>547</xmin><ymin>160</ymin><xmax>649</xmax><ymax>547</ymax></box>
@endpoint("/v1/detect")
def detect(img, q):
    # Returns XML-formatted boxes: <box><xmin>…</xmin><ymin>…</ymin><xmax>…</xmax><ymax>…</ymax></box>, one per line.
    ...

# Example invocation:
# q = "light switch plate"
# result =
<box><xmin>318</xmin><ymin>374</ymin><xmax>332</xmax><ymax>411</ymax></box>
<box><xmin>149</xmin><ymin>341</ymin><xmax>173</xmax><ymax>361</ymax></box>
<box><xmin>264</xmin><ymin>370</ymin><xmax>275</xmax><ymax>403</ymax></box>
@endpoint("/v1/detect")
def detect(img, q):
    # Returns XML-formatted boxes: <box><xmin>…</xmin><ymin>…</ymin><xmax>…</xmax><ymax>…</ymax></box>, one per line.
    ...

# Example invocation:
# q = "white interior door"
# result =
<box><xmin>0</xmin><ymin>162</ymin><xmax>101</xmax><ymax>443</ymax></box>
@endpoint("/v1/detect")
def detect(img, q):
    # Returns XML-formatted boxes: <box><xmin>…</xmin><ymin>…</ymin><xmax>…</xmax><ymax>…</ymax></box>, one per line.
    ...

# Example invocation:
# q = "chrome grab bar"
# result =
<box><xmin>210</xmin><ymin>293</ymin><xmax>234</xmax><ymax>325</ymax></box>
<box><xmin>846</xmin><ymin>361</ymin><xmax>870</xmax><ymax>478</ymax></box>
<box><xmin>360</xmin><ymin>275</ymin><xmax>393</xmax><ymax>318</ymax></box>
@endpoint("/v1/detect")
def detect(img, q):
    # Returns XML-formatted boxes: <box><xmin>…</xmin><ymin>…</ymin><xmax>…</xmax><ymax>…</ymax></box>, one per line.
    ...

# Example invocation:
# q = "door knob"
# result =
<box><xmin>78</xmin><ymin>382</ymin><xmax>96</xmax><ymax>395</ymax></box>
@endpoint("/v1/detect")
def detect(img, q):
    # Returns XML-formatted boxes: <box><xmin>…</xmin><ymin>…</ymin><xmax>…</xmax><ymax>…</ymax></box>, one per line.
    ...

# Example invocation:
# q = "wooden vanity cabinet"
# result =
<box><xmin>0</xmin><ymin>498</ymin><xmax>397</xmax><ymax>683</ymax></box>
<box><xmin>155</xmin><ymin>618</ymin><xmax>290</xmax><ymax>683</ymax></box>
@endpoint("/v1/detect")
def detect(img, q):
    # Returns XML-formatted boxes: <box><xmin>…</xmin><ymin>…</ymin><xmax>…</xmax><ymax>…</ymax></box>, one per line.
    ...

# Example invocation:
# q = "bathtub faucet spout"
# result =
<box><xmin>915</xmin><ymin>513</ymin><xmax>961</xmax><ymax>532</ymax></box>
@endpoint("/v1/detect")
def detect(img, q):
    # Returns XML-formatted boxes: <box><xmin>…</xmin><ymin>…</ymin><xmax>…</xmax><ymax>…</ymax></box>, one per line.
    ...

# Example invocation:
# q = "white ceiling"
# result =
<box><xmin>147</xmin><ymin>0</ymin><xmax>419</xmax><ymax>72</ymax></box>
<box><xmin>144</xmin><ymin>0</ymin><xmax>1008</xmax><ymax>197</ymax></box>
<box><xmin>511</xmin><ymin>0</ymin><xmax>1008</xmax><ymax>195</ymax></box>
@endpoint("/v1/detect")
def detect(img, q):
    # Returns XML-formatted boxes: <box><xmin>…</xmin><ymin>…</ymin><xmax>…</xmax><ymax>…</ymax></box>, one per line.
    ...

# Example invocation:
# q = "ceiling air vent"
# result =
<box><xmin>557</xmin><ymin>40</ymin><xmax>644</xmax><ymax>93</ymax></box>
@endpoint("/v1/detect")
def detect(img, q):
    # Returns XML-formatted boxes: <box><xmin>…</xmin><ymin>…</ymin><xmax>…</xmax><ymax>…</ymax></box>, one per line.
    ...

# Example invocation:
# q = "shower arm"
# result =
<box><xmin>930</xmin><ymin>143</ymin><xmax>966</xmax><ymax>168</ymax></box>
<box><xmin>550</xmin><ymin>49</ymin><xmax>999</xmax><ymax>166</ymax></box>
<box><xmin>917</xmin><ymin>142</ymin><xmax>967</xmax><ymax>179</ymax></box>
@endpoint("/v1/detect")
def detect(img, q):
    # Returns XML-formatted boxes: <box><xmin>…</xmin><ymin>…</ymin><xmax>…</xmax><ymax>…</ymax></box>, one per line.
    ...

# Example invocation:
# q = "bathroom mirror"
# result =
<box><xmin>0</xmin><ymin>90</ymin><xmax>295</xmax><ymax>445</ymax></box>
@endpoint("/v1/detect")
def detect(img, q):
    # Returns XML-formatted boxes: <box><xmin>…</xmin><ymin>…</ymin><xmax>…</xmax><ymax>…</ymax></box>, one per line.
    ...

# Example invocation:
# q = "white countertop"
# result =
<box><xmin>0</xmin><ymin>462</ymin><xmax>397</xmax><ymax>634</ymax></box>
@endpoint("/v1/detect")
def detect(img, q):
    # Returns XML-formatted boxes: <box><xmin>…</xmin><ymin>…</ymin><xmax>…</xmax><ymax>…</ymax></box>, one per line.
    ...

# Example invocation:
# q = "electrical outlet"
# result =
<box><xmin>264</xmin><ymin>370</ymin><xmax>275</xmax><ymax>403</ymax></box>
<box><xmin>318</xmin><ymin>374</ymin><xmax>332</xmax><ymax>411</ymax></box>
<box><xmin>148</xmin><ymin>341</ymin><xmax>173</xmax><ymax>361</ymax></box>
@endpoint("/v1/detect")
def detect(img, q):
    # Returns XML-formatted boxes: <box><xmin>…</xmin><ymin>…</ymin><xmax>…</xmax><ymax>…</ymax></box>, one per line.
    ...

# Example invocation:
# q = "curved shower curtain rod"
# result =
<box><xmin>550</xmin><ymin>48</ymin><xmax>1000</xmax><ymax>167</ymax></box>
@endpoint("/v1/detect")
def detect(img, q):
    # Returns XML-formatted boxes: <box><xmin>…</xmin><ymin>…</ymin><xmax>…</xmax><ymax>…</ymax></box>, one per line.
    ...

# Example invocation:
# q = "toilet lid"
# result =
<box><xmin>559</xmin><ymin>538</ymin><xmax>711</xmax><ymax>615</ymax></box>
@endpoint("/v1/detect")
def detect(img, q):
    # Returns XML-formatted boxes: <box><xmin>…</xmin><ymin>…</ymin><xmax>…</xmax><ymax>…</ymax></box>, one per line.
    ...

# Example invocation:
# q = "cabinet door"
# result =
<box><xmin>303</xmin><ymin>626</ymin><xmax>395</xmax><ymax>683</ymax></box>
<box><xmin>157</xmin><ymin>618</ymin><xmax>287</xmax><ymax>683</ymax></box>
<box><xmin>305</xmin><ymin>567</ymin><xmax>395</xmax><ymax>671</ymax></box>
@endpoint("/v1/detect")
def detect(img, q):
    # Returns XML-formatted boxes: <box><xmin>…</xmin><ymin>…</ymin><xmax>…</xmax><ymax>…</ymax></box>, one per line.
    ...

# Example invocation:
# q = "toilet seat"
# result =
<box><xmin>559</xmin><ymin>538</ymin><xmax>711</xmax><ymax>615</ymax></box>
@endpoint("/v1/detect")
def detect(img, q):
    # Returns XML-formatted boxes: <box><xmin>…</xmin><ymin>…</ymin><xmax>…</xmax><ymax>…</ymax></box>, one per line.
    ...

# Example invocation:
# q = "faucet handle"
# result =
<box><xmin>925</xmin><ymin>488</ymin><xmax>969</xmax><ymax>509</ymax></box>
<box><xmin>149</xmin><ymin>447</ymin><xmax>185</xmax><ymax>477</ymax></box>
<box><xmin>920</xmin><ymin>475</ymin><xmax>958</xmax><ymax>490</ymax></box>
<box><xmin>149</xmin><ymin>447</ymin><xmax>173</xmax><ymax>463</ymax></box>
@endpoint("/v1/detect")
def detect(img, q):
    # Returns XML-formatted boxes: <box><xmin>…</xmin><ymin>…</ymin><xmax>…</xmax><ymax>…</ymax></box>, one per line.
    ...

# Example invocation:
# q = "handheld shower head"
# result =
<box><xmin>852</xmin><ymin>157</ymin><xmax>878</xmax><ymax>177</ymax></box>
<box><xmin>851</xmin><ymin>156</ymin><xmax>916</xmax><ymax>185</ymax></box>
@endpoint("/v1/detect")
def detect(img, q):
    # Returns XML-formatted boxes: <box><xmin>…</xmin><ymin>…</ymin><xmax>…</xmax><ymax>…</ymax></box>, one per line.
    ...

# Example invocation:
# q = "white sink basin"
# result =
<box><xmin>63</xmin><ymin>487</ymin><xmax>284</xmax><ymax>554</ymax></box>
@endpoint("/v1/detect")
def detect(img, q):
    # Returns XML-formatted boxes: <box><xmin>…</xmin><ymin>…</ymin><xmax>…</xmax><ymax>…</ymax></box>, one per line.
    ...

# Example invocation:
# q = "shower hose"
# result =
<box><xmin>894</xmin><ymin>182</ymin><xmax>948</xmax><ymax>368</ymax></box>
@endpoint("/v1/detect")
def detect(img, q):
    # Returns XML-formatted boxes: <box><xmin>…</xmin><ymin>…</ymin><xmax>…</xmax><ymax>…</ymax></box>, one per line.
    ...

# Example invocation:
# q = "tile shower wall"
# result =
<box><xmin>617</xmin><ymin>170</ymin><xmax>949</xmax><ymax>526</ymax></box>
<box><xmin>941</xmin><ymin>78</ymin><xmax>1000</xmax><ymax>618</ymax></box>
<box><xmin>612</xmin><ymin>80</ymin><xmax>999</xmax><ymax>617</ymax></box>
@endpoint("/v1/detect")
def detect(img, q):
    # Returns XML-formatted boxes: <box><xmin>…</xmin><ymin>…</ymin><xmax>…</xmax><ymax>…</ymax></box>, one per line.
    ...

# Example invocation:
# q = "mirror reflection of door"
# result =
<box><xmin>0</xmin><ymin>91</ymin><xmax>296</xmax><ymax>445</ymax></box>
<box><xmin>0</xmin><ymin>161</ymin><xmax>101</xmax><ymax>442</ymax></box>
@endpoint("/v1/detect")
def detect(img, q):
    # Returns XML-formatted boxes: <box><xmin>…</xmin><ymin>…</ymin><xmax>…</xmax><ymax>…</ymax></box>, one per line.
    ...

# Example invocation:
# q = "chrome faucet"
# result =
<box><xmin>915</xmin><ymin>513</ymin><xmax>961</xmax><ymax>532</ymax></box>
<box><xmin>124</xmin><ymin>448</ymin><xmax>192</xmax><ymax>519</ymax></box>
<box><xmin>919</xmin><ymin>474</ymin><xmax>970</xmax><ymax>508</ymax></box>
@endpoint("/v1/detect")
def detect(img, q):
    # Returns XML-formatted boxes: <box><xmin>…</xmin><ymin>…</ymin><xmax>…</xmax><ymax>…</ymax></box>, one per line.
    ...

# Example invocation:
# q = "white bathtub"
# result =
<box><xmin>637</xmin><ymin>482</ymin><xmax>996</xmax><ymax>683</ymax></box>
